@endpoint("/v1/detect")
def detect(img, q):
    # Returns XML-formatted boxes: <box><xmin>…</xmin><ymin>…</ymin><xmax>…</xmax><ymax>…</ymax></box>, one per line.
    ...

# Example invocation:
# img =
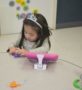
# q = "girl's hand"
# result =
<box><xmin>14</xmin><ymin>47</ymin><xmax>28</xmax><ymax>56</ymax></box>
<box><xmin>19</xmin><ymin>48</ymin><xmax>28</xmax><ymax>56</ymax></box>
<box><xmin>14</xmin><ymin>48</ymin><xmax>21</xmax><ymax>55</ymax></box>
<box><xmin>9</xmin><ymin>47</ymin><xmax>17</xmax><ymax>54</ymax></box>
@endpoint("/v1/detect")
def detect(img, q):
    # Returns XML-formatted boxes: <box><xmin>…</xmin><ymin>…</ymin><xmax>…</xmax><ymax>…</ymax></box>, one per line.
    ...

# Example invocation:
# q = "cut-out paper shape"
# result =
<box><xmin>15</xmin><ymin>0</ymin><xmax>29</xmax><ymax>19</ymax></box>
<box><xmin>27</xmin><ymin>0</ymin><xmax>30</xmax><ymax>3</ymax></box>
<box><xmin>16</xmin><ymin>13</ymin><xmax>26</xmax><ymax>19</ymax></box>
<box><xmin>16</xmin><ymin>12</ymin><xmax>19</xmax><ymax>17</ymax></box>
<box><xmin>16</xmin><ymin>6</ymin><xmax>21</xmax><ymax>11</ymax></box>
<box><xmin>20</xmin><ymin>1</ymin><xmax>26</xmax><ymax>7</ymax></box>
<box><xmin>16</xmin><ymin>0</ymin><xmax>21</xmax><ymax>4</ymax></box>
<box><xmin>23</xmin><ymin>5</ymin><xmax>29</xmax><ymax>11</ymax></box>
<box><xmin>9</xmin><ymin>0</ymin><xmax>15</xmax><ymax>7</ymax></box>
<box><xmin>9</xmin><ymin>0</ymin><xmax>39</xmax><ymax>20</ymax></box>
<box><xmin>16</xmin><ymin>0</ymin><xmax>25</xmax><ymax>5</ymax></box>
<box><xmin>16</xmin><ymin>13</ymin><xmax>21</xmax><ymax>19</ymax></box>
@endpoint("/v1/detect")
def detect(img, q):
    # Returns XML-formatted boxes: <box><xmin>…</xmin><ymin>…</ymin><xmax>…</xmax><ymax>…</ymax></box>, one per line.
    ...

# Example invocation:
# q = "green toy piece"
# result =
<box><xmin>73</xmin><ymin>79</ymin><xmax>82</xmax><ymax>90</ymax></box>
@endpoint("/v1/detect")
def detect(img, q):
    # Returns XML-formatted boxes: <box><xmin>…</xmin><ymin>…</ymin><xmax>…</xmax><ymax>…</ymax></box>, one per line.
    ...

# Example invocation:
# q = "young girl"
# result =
<box><xmin>7</xmin><ymin>13</ymin><xmax>51</xmax><ymax>56</ymax></box>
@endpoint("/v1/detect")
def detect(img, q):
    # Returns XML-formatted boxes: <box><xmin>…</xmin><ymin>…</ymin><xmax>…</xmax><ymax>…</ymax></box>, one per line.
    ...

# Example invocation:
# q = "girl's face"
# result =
<box><xmin>24</xmin><ymin>25</ymin><xmax>38</xmax><ymax>42</ymax></box>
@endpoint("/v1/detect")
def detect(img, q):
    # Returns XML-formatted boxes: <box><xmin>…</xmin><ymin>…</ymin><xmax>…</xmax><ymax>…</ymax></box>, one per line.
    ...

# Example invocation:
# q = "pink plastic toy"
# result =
<box><xmin>10</xmin><ymin>51</ymin><xmax>59</xmax><ymax>70</ymax></box>
<box><xmin>25</xmin><ymin>52</ymin><xmax>58</xmax><ymax>61</ymax></box>
<box><xmin>25</xmin><ymin>52</ymin><xmax>58</xmax><ymax>70</ymax></box>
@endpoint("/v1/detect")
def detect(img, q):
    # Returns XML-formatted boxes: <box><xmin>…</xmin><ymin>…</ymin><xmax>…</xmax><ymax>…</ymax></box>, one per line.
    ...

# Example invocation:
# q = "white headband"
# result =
<box><xmin>26</xmin><ymin>13</ymin><xmax>42</xmax><ymax>29</ymax></box>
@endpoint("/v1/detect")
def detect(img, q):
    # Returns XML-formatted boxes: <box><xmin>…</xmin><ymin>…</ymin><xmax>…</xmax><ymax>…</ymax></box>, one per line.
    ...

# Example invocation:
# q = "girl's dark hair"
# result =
<box><xmin>18</xmin><ymin>13</ymin><xmax>51</xmax><ymax>49</ymax></box>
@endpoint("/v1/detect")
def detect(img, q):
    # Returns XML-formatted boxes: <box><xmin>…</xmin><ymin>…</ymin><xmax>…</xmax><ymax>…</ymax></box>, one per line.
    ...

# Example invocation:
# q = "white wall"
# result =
<box><xmin>28</xmin><ymin>0</ymin><xmax>57</xmax><ymax>29</ymax></box>
<box><xmin>0</xmin><ymin>0</ymin><xmax>23</xmax><ymax>34</ymax></box>
<box><xmin>0</xmin><ymin>6</ymin><xmax>23</xmax><ymax>34</ymax></box>
<box><xmin>0</xmin><ymin>0</ymin><xmax>57</xmax><ymax>34</ymax></box>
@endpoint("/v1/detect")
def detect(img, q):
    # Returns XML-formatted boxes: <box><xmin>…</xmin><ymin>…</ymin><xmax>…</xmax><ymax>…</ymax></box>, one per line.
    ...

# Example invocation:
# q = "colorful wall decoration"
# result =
<box><xmin>9</xmin><ymin>0</ymin><xmax>38</xmax><ymax>19</ymax></box>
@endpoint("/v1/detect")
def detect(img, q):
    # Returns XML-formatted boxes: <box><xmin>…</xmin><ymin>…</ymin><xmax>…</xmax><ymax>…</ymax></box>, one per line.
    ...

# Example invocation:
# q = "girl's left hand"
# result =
<box><xmin>15</xmin><ymin>47</ymin><xmax>28</xmax><ymax>56</ymax></box>
<box><xmin>19</xmin><ymin>48</ymin><xmax>28</xmax><ymax>56</ymax></box>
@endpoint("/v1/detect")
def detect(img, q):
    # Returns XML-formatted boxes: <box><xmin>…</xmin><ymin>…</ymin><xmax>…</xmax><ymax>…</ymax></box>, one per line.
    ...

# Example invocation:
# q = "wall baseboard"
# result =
<box><xmin>56</xmin><ymin>21</ymin><xmax>82</xmax><ymax>29</ymax></box>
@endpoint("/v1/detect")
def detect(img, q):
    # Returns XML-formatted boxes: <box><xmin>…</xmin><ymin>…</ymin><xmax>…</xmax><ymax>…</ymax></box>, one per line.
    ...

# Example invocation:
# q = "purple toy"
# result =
<box><xmin>12</xmin><ymin>53</ymin><xmax>21</xmax><ymax>58</ymax></box>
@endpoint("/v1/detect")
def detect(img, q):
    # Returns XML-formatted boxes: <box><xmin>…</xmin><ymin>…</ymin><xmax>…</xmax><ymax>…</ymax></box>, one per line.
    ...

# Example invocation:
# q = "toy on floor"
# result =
<box><xmin>26</xmin><ymin>52</ymin><xmax>58</xmax><ymax>60</ymax></box>
<box><xmin>73</xmin><ymin>79</ymin><xmax>81</xmax><ymax>89</ymax></box>
<box><xmin>12</xmin><ymin>53</ymin><xmax>22</xmax><ymax>58</ymax></box>
<box><xmin>8</xmin><ymin>81</ymin><xmax>21</xmax><ymax>89</ymax></box>
<box><xmin>14</xmin><ymin>52</ymin><xmax>58</xmax><ymax>70</ymax></box>
<box><xmin>25</xmin><ymin>52</ymin><xmax>59</xmax><ymax>70</ymax></box>
<box><xmin>73</xmin><ymin>75</ymin><xmax>82</xmax><ymax>90</ymax></box>
<box><xmin>7</xmin><ymin>49</ymin><xmax>58</xmax><ymax>70</ymax></box>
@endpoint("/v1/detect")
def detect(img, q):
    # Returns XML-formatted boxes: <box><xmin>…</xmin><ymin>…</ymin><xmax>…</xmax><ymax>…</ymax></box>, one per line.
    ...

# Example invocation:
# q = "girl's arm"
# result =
<box><xmin>7</xmin><ymin>34</ymin><xmax>21</xmax><ymax>53</ymax></box>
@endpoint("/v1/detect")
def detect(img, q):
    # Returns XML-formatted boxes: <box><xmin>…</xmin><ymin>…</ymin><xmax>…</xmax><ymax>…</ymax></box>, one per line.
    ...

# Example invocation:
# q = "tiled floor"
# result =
<box><xmin>0</xmin><ymin>27</ymin><xmax>82</xmax><ymax>90</ymax></box>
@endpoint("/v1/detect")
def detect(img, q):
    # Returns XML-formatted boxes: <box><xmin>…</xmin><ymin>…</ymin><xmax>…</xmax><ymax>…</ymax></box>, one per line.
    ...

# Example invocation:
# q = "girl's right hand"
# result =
<box><xmin>9</xmin><ymin>47</ymin><xmax>17</xmax><ymax>54</ymax></box>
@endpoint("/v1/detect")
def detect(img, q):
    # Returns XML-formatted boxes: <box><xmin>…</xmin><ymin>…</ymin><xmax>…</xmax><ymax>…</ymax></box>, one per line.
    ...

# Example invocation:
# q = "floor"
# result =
<box><xmin>0</xmin><ymin>27</ymin><xmax>82</xmax><ymax>90</ymax></box>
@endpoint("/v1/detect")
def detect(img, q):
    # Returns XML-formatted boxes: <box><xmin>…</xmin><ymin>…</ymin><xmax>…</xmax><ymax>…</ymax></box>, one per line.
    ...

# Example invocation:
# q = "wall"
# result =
<box><xmin>0</xmin><ymin>0</ymin><xmax>56</xmax><ymax>34</ymax></box>
<box><xmin>56</xmin><ymin>0</ymin><xmax>82</xmax><ymax>28</ymax></box>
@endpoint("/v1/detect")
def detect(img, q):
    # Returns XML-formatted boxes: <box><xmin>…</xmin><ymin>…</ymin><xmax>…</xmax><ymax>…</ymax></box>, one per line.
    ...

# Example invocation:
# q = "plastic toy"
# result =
<box><xmin>8</xmin><ymin>81</ymin><xmax>21</xmax><ymax>89</ymax></box>
<box><xmin>12</xmin><ymin>52</ymin><xmax>58</xmax><ymax>70</ymax></box>
<box><xmin>12</xmin><ymin>53</ymin><xmax>21</xmax><ymax>58</ymax></box>
<box><xmin>73</xmin><ymin>79</ymin><xmax>82</xmax><ymax>90</ymax></box>
<box><xmin>26</xmin><ymin>52</ymin><xmax>58</xmax><ymax>60</ymax></box>
<box><xmin>25</xmin><ymin>52</ymin><xmax>58</xmax><ymax>70</ymax></box>
<box><xmin>7</xmin><ymin>48</ymin><xmax>58</xmax><ymax>70</ymax></box>
<box><xmin>73</xmin><ymin>79</ymin><xmax>80</xmax><ymax>89</ymax></box>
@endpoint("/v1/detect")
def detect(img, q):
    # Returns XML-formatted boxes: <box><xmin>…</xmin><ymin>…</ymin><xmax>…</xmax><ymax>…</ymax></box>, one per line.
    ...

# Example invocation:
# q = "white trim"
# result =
<box><xmin>51</xmin><ymin>0</ymin><xmax>57</xmax><ymax>29</ymax></box>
